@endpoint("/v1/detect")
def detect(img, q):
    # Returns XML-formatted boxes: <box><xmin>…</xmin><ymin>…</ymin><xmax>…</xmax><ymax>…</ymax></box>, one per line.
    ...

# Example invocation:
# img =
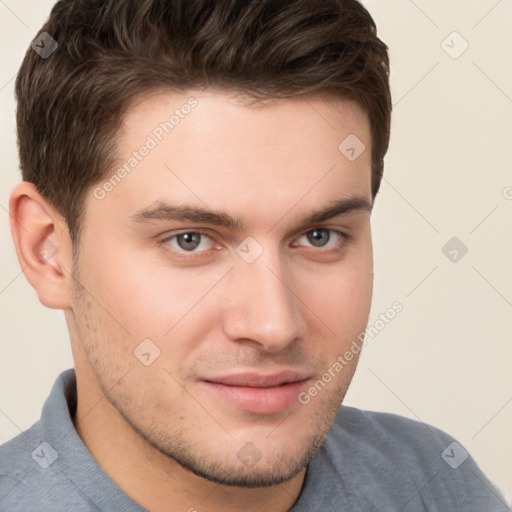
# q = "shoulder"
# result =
<box><xmin>0</xmin><ymin>422</ymin><xmax>104</xmax><ymax>512</ymax></box>
<box><xmin>0</xmin><ymin>370</ymin><xmax>99</xmax><ymax>511</ymax></box>
<box><xmin>0</xmin><ymin>420</ymin><xmax>40</xmax><ymax>479</ymax></box>
<box><xmin>0</xmin><ymin>421</ymin><xmax>49</xmax><ymax>508</ymax></box>
<box><xmin>329</xmin><ymin>404</ymin><xmax>455</xmax><ymax>452</ymax></box>
<box><xmin>318</xmin><ymin>405</ymin><xmax>511</xmax><ymax>511</ymax></box>
<box><xmin>325</xmin><ymin>405</ymin><xmax>463</xmax><ymax>477</ymax></box>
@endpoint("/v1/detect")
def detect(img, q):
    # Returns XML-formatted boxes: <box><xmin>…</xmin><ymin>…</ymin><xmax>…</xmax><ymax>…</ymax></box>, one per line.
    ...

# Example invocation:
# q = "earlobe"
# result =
<box><xmin>8</xmin><ymin>181</ymin><xmax>74</xmax><ymax>310</ymax></box>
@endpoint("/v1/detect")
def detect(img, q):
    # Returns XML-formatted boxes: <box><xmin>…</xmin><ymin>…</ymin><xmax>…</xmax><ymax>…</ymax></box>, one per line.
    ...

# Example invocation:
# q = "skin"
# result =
<box><xmin>9</xmin><ymin>89</ymin><xmax>374</xmax><ymax>512</ymax></box>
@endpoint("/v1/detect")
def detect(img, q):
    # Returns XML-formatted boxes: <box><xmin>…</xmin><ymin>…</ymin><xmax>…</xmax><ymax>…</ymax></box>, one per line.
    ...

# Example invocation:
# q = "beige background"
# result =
<box><xmin>1</xmin><ymin>0</ymin><xmax>511</xmax><ymax>503</ymax></box>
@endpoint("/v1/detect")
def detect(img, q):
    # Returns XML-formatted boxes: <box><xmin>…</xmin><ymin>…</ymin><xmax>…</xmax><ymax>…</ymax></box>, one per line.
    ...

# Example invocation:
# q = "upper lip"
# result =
<box><xmin>203</xmin><ymin>370</ymin><xmax>311</xmax><ymax>388</ymax></box>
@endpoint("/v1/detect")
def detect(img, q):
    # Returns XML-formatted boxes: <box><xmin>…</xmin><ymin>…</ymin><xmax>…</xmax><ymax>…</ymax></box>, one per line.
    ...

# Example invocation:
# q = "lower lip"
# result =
<box><xmin>201</xmin><ymin>379</ymin><xmax>310</xmax><ymax>414</ymax></box>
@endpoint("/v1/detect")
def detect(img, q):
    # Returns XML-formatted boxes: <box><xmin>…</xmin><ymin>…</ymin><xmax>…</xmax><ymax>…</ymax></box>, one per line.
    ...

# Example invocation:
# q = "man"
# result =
<box><xmin>1</xmin><ymin>0</ymin><xmax>509</xmax><ymax>510</ymax></box>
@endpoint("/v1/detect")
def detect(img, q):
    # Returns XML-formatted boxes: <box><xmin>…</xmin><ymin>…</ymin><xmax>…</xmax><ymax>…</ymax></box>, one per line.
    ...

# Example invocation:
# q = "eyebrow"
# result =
<box><xmin>129</xmin><ymin>196</ymin><xmax>373</xmax><ymax>231</ymax></box>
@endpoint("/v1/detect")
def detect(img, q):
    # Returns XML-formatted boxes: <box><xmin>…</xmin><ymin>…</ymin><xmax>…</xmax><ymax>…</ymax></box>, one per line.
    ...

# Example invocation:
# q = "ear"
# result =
<box><xmin>9</xmin><ymin>181</ymin><xmax>74</xmax><ymax>309</ymax></box>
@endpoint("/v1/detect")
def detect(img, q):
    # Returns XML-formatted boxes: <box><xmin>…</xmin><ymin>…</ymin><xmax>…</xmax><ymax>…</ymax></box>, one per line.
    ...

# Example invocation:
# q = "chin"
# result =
<box><xmin>166</xmin><ymin>442</ymin><xmax>317</xmax><ymax>488</ymax></box>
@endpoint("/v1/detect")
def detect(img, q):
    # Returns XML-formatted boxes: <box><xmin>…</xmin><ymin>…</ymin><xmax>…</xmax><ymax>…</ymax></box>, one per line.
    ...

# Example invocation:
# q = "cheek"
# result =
<box><xmin>82</xmin><ymin>245</ymin><xmax>227</xmax><ymax>350</ymax></box>
<box><xmin>297</xmin><ymin>245</ymin><xmax>373</xmax><ymax>334</ymax></box>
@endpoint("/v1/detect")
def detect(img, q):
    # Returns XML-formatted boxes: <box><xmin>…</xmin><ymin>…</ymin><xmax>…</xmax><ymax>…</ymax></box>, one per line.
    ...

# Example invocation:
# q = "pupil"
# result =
<box><xmin>179</xmin><ymin>233</ymin><xmax>200</xmax><ymax>250</ymax></box>
<box><xmin>309</xmin><ymin>229</ymin><xmax>329</xmax><ymax>247</ymax></box>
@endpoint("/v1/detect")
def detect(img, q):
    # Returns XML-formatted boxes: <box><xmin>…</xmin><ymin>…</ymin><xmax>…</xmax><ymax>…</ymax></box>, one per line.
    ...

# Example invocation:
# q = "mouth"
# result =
<box><xmin>200</xmin><ymin>370</ymin><xmax>312</xmax><ymax>415</ymax></box>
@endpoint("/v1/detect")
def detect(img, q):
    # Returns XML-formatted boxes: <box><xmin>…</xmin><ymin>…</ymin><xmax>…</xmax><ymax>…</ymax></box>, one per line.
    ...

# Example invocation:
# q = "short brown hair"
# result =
<box><xmin>15</xmin><ymin>0</ymin><xmax>391</xmax><ymax>247</ymax></box>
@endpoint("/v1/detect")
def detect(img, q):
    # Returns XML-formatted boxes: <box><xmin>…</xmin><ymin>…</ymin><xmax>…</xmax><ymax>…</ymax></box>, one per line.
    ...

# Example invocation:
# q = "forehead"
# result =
<box><xmin>86</xmin><ymin>89</ymin><xmax>372</xmax><ymax>230</ymax></box>
<box><xmin>120</xmin><ymin>88</ymin><xmax>370</xmax><ymax>152</ymax></box>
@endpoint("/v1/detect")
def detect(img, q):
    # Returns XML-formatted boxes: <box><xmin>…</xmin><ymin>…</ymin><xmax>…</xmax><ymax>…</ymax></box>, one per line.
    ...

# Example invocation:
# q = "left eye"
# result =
<box><xmin>164</xmin><ymin>232</ymin><xmax>214</xmax><ymax>252</ymax></box>
<box><xmin>296</xmin><ymin>228</ymin><xmax>345</xmax><ymax>249</ymax></box>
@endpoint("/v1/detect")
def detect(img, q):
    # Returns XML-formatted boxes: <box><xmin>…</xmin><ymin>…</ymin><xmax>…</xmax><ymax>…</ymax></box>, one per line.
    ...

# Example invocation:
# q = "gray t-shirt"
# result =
<box><xmin>0</xmin><ymin>369</ymin><xmax>509</xmax><ymax>511</ymax></box>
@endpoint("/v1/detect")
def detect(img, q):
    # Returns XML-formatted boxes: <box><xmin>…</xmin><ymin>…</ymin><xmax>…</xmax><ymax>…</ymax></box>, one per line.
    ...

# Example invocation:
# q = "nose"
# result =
<box><xmin>222</xmin><ymin>246</ymin><xmax>308</xmax><ymax>352</ymax></box>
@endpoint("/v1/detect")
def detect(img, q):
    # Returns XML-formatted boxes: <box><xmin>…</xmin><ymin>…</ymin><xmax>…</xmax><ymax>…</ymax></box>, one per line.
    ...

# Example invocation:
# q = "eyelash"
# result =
<box><xmin>158</xmin><ymin>228</ymin><xmax>352</xmax><ymax>258</ymax></box>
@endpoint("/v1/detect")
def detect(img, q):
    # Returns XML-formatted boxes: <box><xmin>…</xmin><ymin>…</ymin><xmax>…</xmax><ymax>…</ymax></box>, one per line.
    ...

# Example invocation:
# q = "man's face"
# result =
<box><xmin>68</xmin><ymin>90</ymin><xmax>373</xmax><ymax>486</ymax></box>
